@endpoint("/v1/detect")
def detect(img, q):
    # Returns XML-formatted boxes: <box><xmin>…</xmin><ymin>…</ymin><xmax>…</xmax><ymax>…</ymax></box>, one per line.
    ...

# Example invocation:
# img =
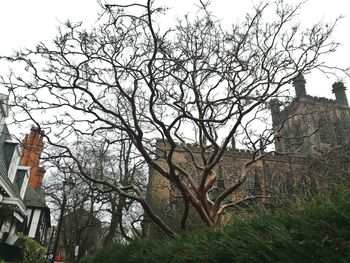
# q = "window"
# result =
<box><xmin>215</xmin><ymin>165</ymin><xmax>225</xmax><ymax>190</ymax></box>
<box><xmin>318</xmin><ymin>117</ymin><xmax>334</xmax><ymax>145</ymax></box>
<box><xmin>297</xmin><ymin>176</ymin><xmax>310</xmax><ymax>197</ymax></box>
<box><xmin>272</xmin><ymin>174</ymin><xmax>287</xmax><ymax>195</ymax></box>
<box><xmin>20</xmin><ymin>169</ymin><xmax>30</xmax><ymax>199</ymax></box>
<box><xmin>8</xmin><ymin>147</ymin><xmax>20</xmax><ymax>183</ymax></box>
<box><xmin>243</xmin><ymin>169</ymin><xmax>260</xmax><ymax>196</ymax></box>
<box><xmin>334</xmin><ymin>122</ymin><xmax>346</xmax><ymax>145</ymax></box>
<box><xmin>289</xmin><ymin>123</ymin><xmax>303</xmax><ymax>152</ymax></box>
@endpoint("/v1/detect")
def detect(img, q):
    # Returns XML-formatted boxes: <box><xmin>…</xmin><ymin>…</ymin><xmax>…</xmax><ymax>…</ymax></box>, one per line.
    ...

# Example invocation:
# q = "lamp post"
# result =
<box><xmin>49</xmin><ymin>175</ymin><xmax>76</xmax><ymax>263</ymax></box>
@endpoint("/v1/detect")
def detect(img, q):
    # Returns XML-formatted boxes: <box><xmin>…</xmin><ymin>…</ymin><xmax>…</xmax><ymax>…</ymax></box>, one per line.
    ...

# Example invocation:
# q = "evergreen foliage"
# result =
<box><xmin>80</xmin><ymin>189</ymin><xmax>350</xmax><ymax>263</ymax></box>
<box><xmin>17</xmin><ymin>233</ymin><xmax>46</xmax><ymax>263</ymax></box>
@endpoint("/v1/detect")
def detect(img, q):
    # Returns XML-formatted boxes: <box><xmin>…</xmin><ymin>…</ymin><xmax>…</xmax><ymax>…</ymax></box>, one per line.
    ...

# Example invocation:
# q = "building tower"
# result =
<box><xmin>20</xmin><ymin>127</ymin><xmax>46</xmax><ymax>188</ymax></box>
<box><xmin>270</xmin><ymin>77</ymin><xmax>350</xmax><ymax>154</ymax></box>
<box><xmin>332</xmin><ymin>81</ymin><xmax>349</xmax><ymax>108</ymax></box>
<box><xmin>293</xmin><ymin>74</ymin><xmax>307</xmax><ymax>97</ymax></box>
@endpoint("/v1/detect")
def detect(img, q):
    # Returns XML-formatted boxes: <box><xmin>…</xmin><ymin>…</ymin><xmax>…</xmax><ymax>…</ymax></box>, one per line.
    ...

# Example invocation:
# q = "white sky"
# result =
<box><xmin>0</xmin><ymin>0</ymin><xmax>349</xmax><ymax>99</ymax></box>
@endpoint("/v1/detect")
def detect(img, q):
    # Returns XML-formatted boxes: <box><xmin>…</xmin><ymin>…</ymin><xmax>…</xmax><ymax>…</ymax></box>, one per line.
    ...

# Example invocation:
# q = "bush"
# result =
<box><xmin>79</xmin><ymin>189</ymin><xmax>350</xmax><ymax>263</ymax></box>
<box><xmin>17</xmin><ymin>233</ymin><xmax>46</xmax><ymax>263</ymax></box>
<box><xmin>78</xmin><ymin>255</ymin><xmax>94</xmax><ymax>263</ymax></box>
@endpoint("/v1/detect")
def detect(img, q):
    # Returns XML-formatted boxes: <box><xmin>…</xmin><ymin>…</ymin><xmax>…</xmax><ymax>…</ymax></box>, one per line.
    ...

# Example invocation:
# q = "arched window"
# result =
<box><xmin>297</xmin><ymin>176</ymin><xmax>310</xmax><ymax>197</ymax></box>
<box><xmin>272</xmin><ymin>174</ymin><xmax>287</xmax><ymax>195</ymax></box>
<box><xmin>182</xmin><ymin>163</ymin><xmax>199</xmax><ymax>188</ymax></box>
<box><xmin>243</xmin><ymin>169</ymin><xmax>260</xmax><ymax>196</ymax></box>
<box><xmin>334</xmin><ymin>121</ymin><xmax>347</xmax><ymax>145</ymax></box>
<box><xmin>288</xmin><ymin>123</ymin><xmax>303</xmax><ymax>152</ymax></box>
<box><xmin>215</xmin><ymin>165</ymin><xmax>225</xmax><ymax>190</ymax></box>
<box><xmin>318</xmin><ymin>116</ymin><xmax>334</xmax><ymax>145</ymax></box>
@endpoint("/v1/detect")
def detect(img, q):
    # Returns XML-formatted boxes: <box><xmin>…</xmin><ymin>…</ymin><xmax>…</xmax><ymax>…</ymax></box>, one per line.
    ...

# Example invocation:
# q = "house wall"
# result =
<box><xmin>28</xmin><ymin>209</ymin><xmax>42</xmax><ymax>238</ymax></box>
<box><xmin>0</xmin><ymin>95</ymin><xmax>50</xmax><ymax>258</ymax></box>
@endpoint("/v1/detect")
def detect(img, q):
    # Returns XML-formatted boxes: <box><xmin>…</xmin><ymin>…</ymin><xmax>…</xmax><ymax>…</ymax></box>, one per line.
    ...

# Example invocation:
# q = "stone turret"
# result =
<box><xmin>269</xmin><ymin>98</ymin><xmax>281</xmax><ymax>126</ymax></box>
<box><xmin>231</xmin><ymin>136</ymin><xmax>236</xmax><ymax>149</ymax></box>
<box><xmin>332</xmin><ymin>81</ymin><xmax>349</xmax><ymax>108</ymax></box>
<box><xmin>0</xmin><ymin>93</ymin><xmax>9</xmax><ymax>118</ymax></box>
<box><xmin>293</xmin><ymin>74</ymin><xmax>306</xmax><ymax>97</ymax></box>
<box><xmin>20</xmin><ymin>127</ymin><xmax>46</xmax><ymax>188</ymax></box>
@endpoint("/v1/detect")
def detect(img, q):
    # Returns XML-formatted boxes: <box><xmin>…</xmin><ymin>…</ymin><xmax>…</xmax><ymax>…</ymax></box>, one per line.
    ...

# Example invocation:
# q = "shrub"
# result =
<box><xmin>79</xmin><ymin>188</ymin><xmax>350</xmax><ymax>263</ymax></box>
<box><xmin>17</xmin><ymin>233</ymin><xmax>46</xmax><ymax>263</ymax></box>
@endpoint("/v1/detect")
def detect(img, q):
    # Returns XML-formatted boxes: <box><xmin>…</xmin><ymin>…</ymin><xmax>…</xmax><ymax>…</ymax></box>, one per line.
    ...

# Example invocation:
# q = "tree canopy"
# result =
<box><xmin>0</xmin><ymin>0</ymin><xmax>347</xmax><ymax>237</ymax></box>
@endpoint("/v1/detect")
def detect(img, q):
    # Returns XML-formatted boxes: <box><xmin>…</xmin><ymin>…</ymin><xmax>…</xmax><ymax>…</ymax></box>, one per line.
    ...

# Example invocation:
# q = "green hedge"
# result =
<box><xmin>80</xmin><ymin>189</ymin><xmax>350</xmax><ymax>263</ymax></box>
<box><xmin>17</xmin><ymin>233</ymin><xmax>46</xmax><ymax>263</ymax></box>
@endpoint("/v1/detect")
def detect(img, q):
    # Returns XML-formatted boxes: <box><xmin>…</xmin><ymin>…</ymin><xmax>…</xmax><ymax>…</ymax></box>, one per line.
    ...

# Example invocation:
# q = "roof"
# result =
<box><xmin>24</xmin><ymin>187</ymin><xmax>51</xmax><ymax>226</ymax></box>
<box><xmin>24</xmin><ymin>187</ymin><xmax>48</xmax><ymax>208</ymax></box>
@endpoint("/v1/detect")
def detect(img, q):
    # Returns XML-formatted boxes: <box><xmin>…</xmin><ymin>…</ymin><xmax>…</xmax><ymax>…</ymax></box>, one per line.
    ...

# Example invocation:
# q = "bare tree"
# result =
<box><xmin>70</xmin><ymin>136</ymin><xmax>147</xmax><ymax>243</ymax></box>
<box><xmin>46</xmin><ymin>136</ymin><xmax>146</xmax><ymax>245</ymax></box>
<box><xmin>44</xmin><ymin>169</ymin><xmax>105</xmax><ymax>260</ymax></box>
<box><xmin>0</xmin><ymin>0</ymin><xmax>346</xmax><ymax>237</ymax></box>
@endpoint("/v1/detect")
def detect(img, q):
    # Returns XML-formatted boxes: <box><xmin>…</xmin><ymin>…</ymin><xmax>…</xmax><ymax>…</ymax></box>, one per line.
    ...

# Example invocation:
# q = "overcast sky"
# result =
<box><xmin>0</xmin><ymin>0</ymin><xmax>349</xmax><ymax>99</ymax></box>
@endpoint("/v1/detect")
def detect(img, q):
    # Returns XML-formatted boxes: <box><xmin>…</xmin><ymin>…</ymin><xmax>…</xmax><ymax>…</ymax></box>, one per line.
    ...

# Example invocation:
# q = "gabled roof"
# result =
<box><xmin>24</xmin><ymin>187</ymin><xmax>51</xmax><ymax>226</ymax></box>
<box><xmin>24</xmin><ymin>187</ymin><xmax>48</xmax><ymax>208</ymax></box>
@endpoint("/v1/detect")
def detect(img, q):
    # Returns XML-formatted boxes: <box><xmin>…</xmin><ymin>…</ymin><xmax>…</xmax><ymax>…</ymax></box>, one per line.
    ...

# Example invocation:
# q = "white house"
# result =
<box><xmin>0</xmin><ymin>94</ymin><xmax>50</xmax><ymax>261</ymax></box>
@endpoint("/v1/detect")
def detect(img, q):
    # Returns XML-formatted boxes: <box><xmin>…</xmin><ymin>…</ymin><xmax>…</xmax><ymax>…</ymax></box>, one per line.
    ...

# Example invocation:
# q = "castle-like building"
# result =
<box><xmin>146</xmin><ymin>76</ymin><xmax>350</xmax><ymax>234</ymax></box>
<box><xmin>272</xmin><ymin>75</ymin><xmax>350</xmax><ymax>154</ymax></box>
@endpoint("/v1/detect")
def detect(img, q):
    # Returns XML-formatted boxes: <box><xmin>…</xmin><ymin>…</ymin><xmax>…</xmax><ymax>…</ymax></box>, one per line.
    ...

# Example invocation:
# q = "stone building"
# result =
<box><xmin>272</xmin><ymin>75</ymin><xmax>350</xmax><ymax>154</ymax></box>
<box><xmin>146</xmin><ymin>76</ymin><xmax>350</xmax><ymax>234</ymax></box>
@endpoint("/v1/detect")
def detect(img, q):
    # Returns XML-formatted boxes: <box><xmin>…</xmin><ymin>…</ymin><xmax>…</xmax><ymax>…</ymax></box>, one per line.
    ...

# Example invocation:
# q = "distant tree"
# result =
<box><xmin>0</xmin><ymin>0</ymin><xmax>347</xmax><ymax>237</ymax></box>
<box><xmin>46</xmin><ymin>136</ymin><xmax>146</xmax><ymax>249</ymax></box>
<box><xmin>68</xmin><ymin>136</ymin><xmax>147</xmax><ymax>243</ymax></box>
<box><xmin>44</xmin><ymin>169</ymin><xmax>105</xmax><ymax>261</ymax></box>
<box><xmin>61</xmin><ymin>208</ymin><xmax>103</xmax><ymax>261</ymax></box>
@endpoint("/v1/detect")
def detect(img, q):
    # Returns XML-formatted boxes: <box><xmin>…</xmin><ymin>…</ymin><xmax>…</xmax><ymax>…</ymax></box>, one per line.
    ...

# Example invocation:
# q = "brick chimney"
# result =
<box><xmin>20</xmin><ymin>127</ymin><xmax>46</xmax><ymax>188</ymax></box>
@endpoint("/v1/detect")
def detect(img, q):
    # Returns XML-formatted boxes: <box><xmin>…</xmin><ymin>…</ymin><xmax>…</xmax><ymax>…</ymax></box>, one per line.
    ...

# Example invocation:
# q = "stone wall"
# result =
<box><xmin>145</xmin><ymin>77</ymin><xmax>350</xmax><ymax>235</ymax></box>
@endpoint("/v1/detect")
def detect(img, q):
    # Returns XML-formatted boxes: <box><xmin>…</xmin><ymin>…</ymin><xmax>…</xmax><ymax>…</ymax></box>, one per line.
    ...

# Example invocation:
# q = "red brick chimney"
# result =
<box><xmin>20</xmin><ymin>127</ymin><xmax>46</xmax><ymax>188</ymax></box>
